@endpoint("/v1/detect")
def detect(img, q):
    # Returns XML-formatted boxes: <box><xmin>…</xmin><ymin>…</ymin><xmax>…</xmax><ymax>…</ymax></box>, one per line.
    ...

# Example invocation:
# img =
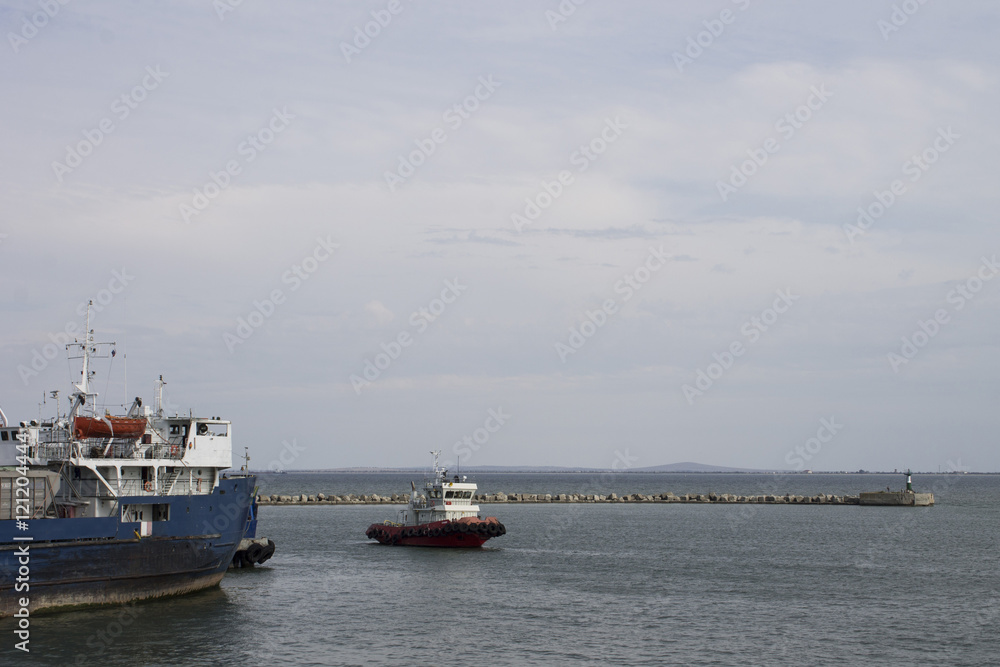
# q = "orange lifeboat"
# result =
<box><xmin>73</xmin><ymin>415</ymin><xmax>147</xmax><ymax>441</ymax></box>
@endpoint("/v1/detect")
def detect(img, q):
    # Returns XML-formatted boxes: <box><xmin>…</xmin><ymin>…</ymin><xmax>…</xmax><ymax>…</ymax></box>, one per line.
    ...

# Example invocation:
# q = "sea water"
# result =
<box><xmin>4</xmin><ymin>473</ymin><xmax>998</xmax><ymax>666</ymax></box>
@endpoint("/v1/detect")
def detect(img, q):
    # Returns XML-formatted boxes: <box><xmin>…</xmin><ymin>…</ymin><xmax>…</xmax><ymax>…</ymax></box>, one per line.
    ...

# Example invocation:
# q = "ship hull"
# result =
<box><xmin>365</xmin><ymin>517</ymin><xmax>504</xmax><ymax>548</ymax></box>
<box><xmin>0</xmin><ymin>475</ymin><xmax>255</xmax><ymax>617</ymax></box>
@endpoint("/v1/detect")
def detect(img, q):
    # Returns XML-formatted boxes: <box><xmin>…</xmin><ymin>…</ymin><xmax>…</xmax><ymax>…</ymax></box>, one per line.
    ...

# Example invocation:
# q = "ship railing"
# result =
<box><xmin>145</xmin><ymin>443</ymin><xmax>186</xmax><ymax>460</ymax></box>
<box><xmin>38</xmin><ymin>426</ymin><xmax>73</xmax><ymax>444</ymax></box>
<box><xmin>115</xmin><ymin>473</ymin><xmax>195</xmax><ymax>497</ymax></box>
<box><xmin>33</xmin><ymin>442</ymin><xmax>74</xmax><ymax>462</ymax></box>
<box><xmin>75</xmin><ymin>440</ymin><xmax>185</xmax><ymax>461</ymax></box>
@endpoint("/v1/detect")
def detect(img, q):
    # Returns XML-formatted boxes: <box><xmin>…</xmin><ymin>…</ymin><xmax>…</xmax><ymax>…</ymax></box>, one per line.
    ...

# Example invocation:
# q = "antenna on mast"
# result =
<box><xmin>80</xmin><ymin>300</ymin><xmax>93</xmax><ymax>396</ymax></box>
<box><xmin>155</xmin><ymin>375</ymin><xmax>166</xmax><ymax>417</ymax></box>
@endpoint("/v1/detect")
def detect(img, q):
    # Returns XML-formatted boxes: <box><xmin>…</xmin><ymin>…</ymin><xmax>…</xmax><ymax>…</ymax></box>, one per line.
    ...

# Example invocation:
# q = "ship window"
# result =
<box><xmin>445</xmin><ymin>490</ymin><xmax>454</xmax><ymax>499</ymax></box>
<box><xmin>170</xmin><ymin>425</ymin><xmax>180</xmax><ymax>435</ymax></box>
<box><xmin>1</xmin><ymin>431</ymin><xmax>8</xmax><ymax>441</ymax></box>
<box><xmin>205</xmin><ymin>423</ymin><xmax>228</xmax><ymax>437</ymax></box>
<box><xmin>153</xmin><ymin>504</ymin><xmax>170</xmax><ymax>521</ymax></box>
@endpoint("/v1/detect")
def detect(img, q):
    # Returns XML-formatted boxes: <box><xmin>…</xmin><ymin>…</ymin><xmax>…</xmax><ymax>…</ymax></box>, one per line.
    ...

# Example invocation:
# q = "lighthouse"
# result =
<box><xmin>905</xmin><ymin>469</ymin><xmax>913</xmax><ymax>492</ymax></box>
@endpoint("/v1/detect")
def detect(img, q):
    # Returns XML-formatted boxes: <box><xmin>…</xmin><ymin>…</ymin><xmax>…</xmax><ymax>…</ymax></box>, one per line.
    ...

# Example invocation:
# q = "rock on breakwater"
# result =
<box><xmin>256</xmin><ymin>492</ymin><xmax>863</xmax><ymax>505</ymax></box>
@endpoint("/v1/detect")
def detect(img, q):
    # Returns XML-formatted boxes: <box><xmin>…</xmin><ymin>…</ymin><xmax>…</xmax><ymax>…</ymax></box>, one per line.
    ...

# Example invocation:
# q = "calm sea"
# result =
<box><xmin>4</xmin><ymin>473</ymin><xmax>999</xmax><ymax>666</ymax></box>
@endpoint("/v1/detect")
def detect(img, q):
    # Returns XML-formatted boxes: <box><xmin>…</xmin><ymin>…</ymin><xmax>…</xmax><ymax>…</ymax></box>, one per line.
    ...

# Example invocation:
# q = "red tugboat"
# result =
<box><xmin>365</xmin><ymin>451</ymin><xmax>506</xmax><ymax>547</ymax></box>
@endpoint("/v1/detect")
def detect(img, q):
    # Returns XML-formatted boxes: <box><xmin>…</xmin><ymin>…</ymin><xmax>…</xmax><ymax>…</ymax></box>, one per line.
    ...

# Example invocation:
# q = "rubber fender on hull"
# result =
<box><xmin>259</xmin><ymin>540</ymin><xmax>276</xmax><ymax>563</ymax></box>
<box><xmin>246</xmin><ymin>543</ymin><xmax>265</xmax><ymax>563</ymax></box>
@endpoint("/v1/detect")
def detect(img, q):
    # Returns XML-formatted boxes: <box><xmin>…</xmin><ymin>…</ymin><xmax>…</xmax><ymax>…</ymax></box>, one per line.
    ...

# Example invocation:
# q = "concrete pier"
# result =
<box><xmin>858</xmin><ymin>471</ymin><xmax>934</xmax><ymax>506</ymax></box>
<box><xmin>859</xmin><ymin>491</ymin><xmax>934</xmax><ymax>506</ymax></box>
<box><xmin>256</xmin><ymin>491</ymin><xmax>866</xmax><ymax>506</ymax></box>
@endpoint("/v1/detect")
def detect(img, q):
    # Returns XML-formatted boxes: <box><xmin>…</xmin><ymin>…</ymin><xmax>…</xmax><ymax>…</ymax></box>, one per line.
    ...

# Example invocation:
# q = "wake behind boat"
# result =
<box><xmin>365</xmin><ymin>451</ymin><xmax>506</xmax><ymax>547</ymax></box>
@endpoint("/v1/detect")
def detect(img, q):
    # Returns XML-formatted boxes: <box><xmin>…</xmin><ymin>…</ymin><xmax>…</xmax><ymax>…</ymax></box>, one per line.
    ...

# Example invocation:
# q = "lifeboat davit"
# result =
<box><xmin>73</xmin><ymin>415</ymin><xmax>147</xmax><ymax>441</ymax></box>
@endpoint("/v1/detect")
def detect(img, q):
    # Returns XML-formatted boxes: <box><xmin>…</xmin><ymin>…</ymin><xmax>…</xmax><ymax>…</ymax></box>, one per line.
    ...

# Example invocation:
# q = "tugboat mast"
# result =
<box><xmin>431</xmin><ymin>449</ymin><xmax>442</xmax><ymax>479</ymax></box>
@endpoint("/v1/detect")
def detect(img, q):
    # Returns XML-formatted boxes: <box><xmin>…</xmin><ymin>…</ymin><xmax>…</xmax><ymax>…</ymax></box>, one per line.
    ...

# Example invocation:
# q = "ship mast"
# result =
<box><xmin>431</xmin><ymin>449</ymin><xmax>443</xmax><ymax>481</ymax></box>
<box><xmin>68</xmin><ymin>301</ymin><xmax>96</xmax><ymax>418</ymax></box>
<box><xmin>80</xmin><ymin>300</ymin><xmax>93</xmax><ymax>396</ymax></box>
<box><xmin>154</xmin><ymin>375</ymin><xmax>166</xmax><ymax>417</ymax></box>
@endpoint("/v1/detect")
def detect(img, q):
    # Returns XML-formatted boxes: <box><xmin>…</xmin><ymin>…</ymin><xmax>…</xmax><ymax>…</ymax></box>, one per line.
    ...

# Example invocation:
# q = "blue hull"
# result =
<box><xmin>0</xmin><ymin>475</ymin><xmax>255</xmax><ymax>617</ymax></box>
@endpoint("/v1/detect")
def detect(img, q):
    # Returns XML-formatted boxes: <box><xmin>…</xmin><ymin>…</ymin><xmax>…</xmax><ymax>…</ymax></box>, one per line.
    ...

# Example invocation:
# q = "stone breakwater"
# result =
<box><xmin>257</xmin><ymin>492</ymin><xmax>861</xmax><ymax>505</ymax></box>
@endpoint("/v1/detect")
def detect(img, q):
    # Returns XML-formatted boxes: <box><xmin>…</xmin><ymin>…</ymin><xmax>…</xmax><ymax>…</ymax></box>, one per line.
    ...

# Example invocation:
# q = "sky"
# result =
<box><xmin>1</xmin><ymin>1</ymin><xmax>998</xmax><ymax>472</ymax></box>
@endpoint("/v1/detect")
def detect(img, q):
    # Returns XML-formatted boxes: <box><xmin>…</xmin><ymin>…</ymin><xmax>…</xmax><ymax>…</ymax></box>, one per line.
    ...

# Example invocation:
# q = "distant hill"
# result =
<box><xmin>631</xmin><ymin>461</ymin><xmax>778</xmax><ymax>473</ymax></box>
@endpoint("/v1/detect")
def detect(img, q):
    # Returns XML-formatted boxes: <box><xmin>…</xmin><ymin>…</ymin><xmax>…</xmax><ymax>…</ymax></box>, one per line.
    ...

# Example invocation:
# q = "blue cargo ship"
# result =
<box><xmin>0</xmin><ymin>305</ymin><xmax>255</xmax><ymax>617</ymax></box>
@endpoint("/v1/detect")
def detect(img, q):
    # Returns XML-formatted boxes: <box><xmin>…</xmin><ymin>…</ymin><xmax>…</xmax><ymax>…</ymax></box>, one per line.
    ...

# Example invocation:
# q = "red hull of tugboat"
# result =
<box><xmin>366</xmin><ymin>517</ymin><xmax>505</xmax><ymax>548</ymax></box>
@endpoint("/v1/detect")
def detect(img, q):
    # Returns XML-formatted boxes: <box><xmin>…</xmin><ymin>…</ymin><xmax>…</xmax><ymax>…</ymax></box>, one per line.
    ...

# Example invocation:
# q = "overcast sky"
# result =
<box><xmin>1</xmin><ymin>1</ymin><xmax>998</xmax><ymax>472</ymax></box>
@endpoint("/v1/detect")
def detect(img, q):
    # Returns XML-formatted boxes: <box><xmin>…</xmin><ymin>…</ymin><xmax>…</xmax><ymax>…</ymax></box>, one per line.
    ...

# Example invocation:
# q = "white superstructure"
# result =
<box><xmin>397</xmin><ymin>451</ymin><xmax>481</xmax><ymax>526</ymax></box>
<box><xmin>0</xmin><ymin>302</ymin><xmax>234</xmax><ymax>521</ymax></box>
